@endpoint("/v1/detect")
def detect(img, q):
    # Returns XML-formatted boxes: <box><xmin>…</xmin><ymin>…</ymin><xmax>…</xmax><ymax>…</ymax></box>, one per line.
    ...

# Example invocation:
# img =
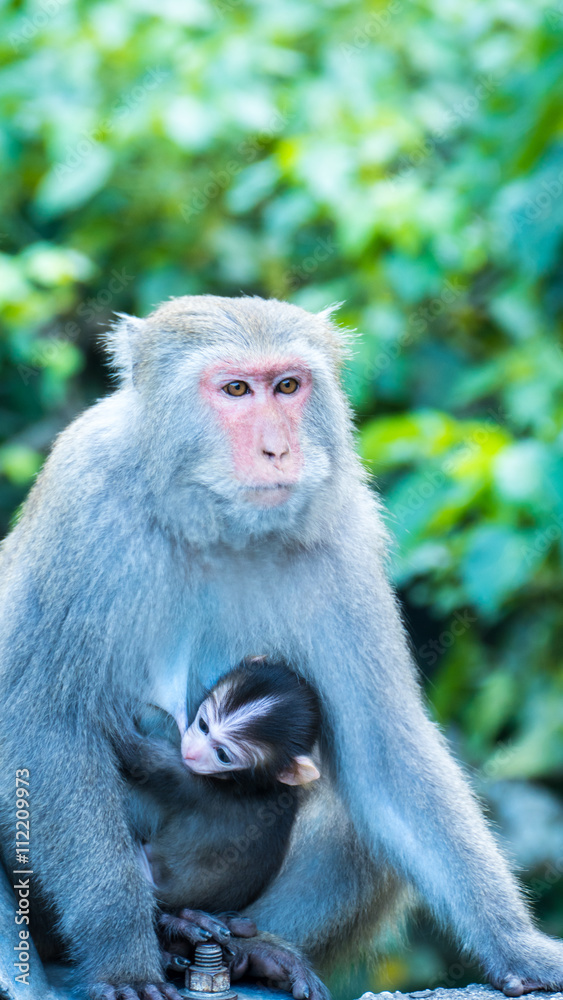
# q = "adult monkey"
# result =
<box><xmin>0</xmin><ymin>296</ymin><xmax>562</xmax><ymax>1000</ymax></box>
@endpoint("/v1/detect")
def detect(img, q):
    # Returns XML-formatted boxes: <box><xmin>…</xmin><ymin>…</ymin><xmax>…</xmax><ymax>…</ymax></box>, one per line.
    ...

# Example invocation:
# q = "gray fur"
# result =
<box><xmin>0</xmin><ymin>295</ymin><xmax>562</xmax><ymax>998</ymax></box>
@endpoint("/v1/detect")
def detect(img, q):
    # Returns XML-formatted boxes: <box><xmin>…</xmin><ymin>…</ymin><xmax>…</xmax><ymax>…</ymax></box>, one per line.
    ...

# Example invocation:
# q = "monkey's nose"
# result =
<box><xmin>182</xmin><ymin>743</ymin><xmax>200</xmax><ymax>761</ymax></box>
<box><xmin>262</xmin><ymin>446</ymin><xmax>290</xmax><ymax>464</ymax></box>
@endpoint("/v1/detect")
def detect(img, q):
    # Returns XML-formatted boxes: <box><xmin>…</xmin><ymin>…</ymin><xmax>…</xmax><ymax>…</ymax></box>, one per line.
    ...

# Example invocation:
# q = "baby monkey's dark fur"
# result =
<box><xmin>114</xmin><ymin>661</ymin><xmax>321</xmax><ymax>915</ymax></box>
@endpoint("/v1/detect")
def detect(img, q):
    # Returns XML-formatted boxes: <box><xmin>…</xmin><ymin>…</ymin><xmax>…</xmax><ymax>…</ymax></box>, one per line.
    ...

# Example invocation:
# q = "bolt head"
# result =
<box><xmin>188</xmin><ymin>968</ymin><xmax>230</xmax><ymax>993</ymax></box>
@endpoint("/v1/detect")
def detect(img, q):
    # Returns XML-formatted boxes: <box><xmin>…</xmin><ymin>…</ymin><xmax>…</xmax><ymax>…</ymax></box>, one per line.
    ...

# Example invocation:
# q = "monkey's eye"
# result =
<box><xmin>276</xmin><ymin>378</ymin><xmax>299</xmax><ymax>395</ymax></box>
<box><xmin>222</xmin><ymin>381</ymin><xmax>250</xmax><ymax>397</ymax></box>
<box><xmin>215</xmin><ymin>746</ymin><xmax>231</xmax><ymax>765</ymax></box>
<box><xmin>198</xmin><ymin>717</ymin><xmax>209</xmax><ymax>734</ymax></box>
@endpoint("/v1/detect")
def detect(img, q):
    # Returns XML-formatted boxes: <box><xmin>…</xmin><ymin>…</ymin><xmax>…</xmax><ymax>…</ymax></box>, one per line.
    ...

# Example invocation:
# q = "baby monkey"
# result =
<box><xmin>116</xmin><ymin>659</ymin><xmax>322</xmax><ymax>974</ymax></box>
<box><xmin>181</xmin><ymin>659</ymin><xmax>321</xmax><ymax>787</ymax></box>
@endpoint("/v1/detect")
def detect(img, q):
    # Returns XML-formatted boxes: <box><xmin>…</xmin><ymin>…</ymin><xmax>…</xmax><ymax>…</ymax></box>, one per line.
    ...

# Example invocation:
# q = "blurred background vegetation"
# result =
<box><xmin>1</xmin><ymin>0</ymin><xmax>563</xmax><ymax>994</ymax></box>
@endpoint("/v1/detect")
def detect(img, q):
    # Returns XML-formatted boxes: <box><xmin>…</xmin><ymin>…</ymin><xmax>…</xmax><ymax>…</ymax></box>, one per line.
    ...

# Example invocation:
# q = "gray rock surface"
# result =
<box><xmin>356</xmin><ymin>987</ymin><xmax>563</xmax><ymax>1000</ymax></box>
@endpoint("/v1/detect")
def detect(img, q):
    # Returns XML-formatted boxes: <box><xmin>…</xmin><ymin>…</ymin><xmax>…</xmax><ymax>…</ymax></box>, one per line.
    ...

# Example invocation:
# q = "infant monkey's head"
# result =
<box><xmin>181</xmin><ymin>659</ymin><xmax>321</xmax><ymax>787</ymax></box>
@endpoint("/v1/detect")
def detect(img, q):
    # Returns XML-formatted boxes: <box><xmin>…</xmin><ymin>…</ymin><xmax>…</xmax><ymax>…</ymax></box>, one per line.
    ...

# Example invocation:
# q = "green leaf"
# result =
<box><xmin>33</xmin><ymin>147</ymin><xmax>114</xmax><ymax>218</ymax></box>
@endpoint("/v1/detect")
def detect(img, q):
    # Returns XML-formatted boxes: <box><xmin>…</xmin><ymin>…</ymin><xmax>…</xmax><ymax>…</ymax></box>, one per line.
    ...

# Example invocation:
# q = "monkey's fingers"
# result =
<box><xmin>228</xmin><ymin>951</ymin><xmax>250</xmax><ymax>980</ymax></box>
<box><xmin>291</xmin><ymin>977</ymin><xmax>312</xmax><ymax>999</ymax></box>
<box><xmin>227</xmin><ymin>941</ymin><xmax>330</xmax><ymax>1000</ymax></box>
<box><xmin>161</xmin><ymin>950</ymin><xmax>191</xmax><ymax>976</ymax></box>
<box><xmin>158</xmin><ymin>911</ymin><xmax>212</xmax><ymax>945</ymax></box>
<box><xmin>140</xmin><ymin>985</ymin><xmax>184</xmax><ymax>1000</ymax></box>
<box><xmin>158</xmin><ymin>908</ymin><xmax>231</xmax><ymax>946</ymax></box>
<box><xmin>90</xmin><ymin>986</ymin><xmax>118</xmax><ymax>1000</ymax></box>
<box><xmin>178</xmin><ymin>907</ymin><xmax>232</xmax><ymax>943</ymax></box>
<box><xmin>285</xmin><ymin>964</ymin><xmax>330</xmax><ymax>1000</ymax></box>
<box><xmin>227</xmin><ymin>941</ymin><xmax>293</xmax><ymax>982</ymax></box>
<box><xmin>216</xmin><ymin>911</ymin><xmax>257</xmax><ymax>937</ymax></box>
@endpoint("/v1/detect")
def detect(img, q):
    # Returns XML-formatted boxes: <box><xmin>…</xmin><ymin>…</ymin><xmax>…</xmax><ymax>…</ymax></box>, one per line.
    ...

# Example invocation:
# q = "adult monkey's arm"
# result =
<box><xmin>0</xmin><ymin>413</ymin><xmax>184</xmax><ymax>1000</ymax></box>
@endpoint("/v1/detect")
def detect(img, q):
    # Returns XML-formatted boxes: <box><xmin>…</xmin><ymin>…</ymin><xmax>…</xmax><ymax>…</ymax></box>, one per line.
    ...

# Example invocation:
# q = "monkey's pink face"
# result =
<box><xmin>199</xmin><ymin>359</ymin><xmax>312</xmax><ymax>507</ymax></box>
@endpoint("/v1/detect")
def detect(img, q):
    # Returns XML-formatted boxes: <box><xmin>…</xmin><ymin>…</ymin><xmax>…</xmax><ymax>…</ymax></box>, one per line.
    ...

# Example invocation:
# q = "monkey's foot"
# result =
<box><xmin>158</xmin><ymin>907</ymin><xmax>256</xmax><ymax>948</ymax></box>
<box><xmin>225</xmin><ymin>935</ymin><xmax>331</xmax><ymax>1000</ymax></box>
<box><xmin>489</xmin><ymin>931</ymin><xmax>563</xmax><ymax>996</ymax></box>
<box><xmin>89</xmin><ymin>980</ymin><xmax>183</xmax><ymax>1000</ymax></box>
<box><xmin>495</xmin><ymin>978</ymin><xmax>546</xmax><ymax>997</ymax></box>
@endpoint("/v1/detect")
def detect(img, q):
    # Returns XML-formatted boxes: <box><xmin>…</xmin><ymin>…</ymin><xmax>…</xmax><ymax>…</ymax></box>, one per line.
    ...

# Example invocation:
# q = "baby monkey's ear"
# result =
<box><xmin>277</xmin><ymin>755</ymin><xmax>321</xmax><ymax>786</ymax></box>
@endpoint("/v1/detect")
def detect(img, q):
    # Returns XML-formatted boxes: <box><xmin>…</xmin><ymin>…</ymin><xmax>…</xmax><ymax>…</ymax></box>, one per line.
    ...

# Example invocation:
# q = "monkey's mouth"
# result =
<box><xmin>242</xmin><ymin>484</ymin><xmax>295</xmax><ymax>508</ymax></box>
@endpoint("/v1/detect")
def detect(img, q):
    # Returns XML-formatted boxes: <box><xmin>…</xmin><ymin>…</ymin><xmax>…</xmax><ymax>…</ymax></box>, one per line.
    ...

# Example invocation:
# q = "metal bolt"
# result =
<box><xmin>180</xmin><ymin>942</ymin><xmax>237</xmax><ymax>1000</ymax></box>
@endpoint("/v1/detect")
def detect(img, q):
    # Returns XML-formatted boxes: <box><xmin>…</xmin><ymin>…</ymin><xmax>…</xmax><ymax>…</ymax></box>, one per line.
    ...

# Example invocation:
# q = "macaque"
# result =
<box><xmin>115</xmin><ymin>659</ymin><xmax>321</xmax><ymax>977</ymax></box>
<box><xmin>1</xmin><ymin>295</ymin><xmax>562</xmax><ymax>1000</ymax></box>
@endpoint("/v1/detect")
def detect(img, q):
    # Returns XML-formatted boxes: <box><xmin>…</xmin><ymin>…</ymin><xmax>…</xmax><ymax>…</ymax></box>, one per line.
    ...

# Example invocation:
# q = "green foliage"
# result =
<box><xmin>1</xmin><ymin>0</ymin><xmax>563</xmax><ymax>991</ymax></box>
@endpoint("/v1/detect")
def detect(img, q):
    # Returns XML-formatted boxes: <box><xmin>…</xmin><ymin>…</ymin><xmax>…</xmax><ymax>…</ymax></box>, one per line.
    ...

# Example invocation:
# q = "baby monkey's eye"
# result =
<box><xmin>215</xmin><ymin>746</ymin><xmax>231</xmax><ymax>765</ymax></box>
<box><xmin>198</xmin><ymin>717</ymin><xmax>209</xmax><ymax>734</ymax></box>
<box><xmin>222</xmin><ymin>381</ymin><xmax>249</xmax><ymax>397</ymax></box>
<box><xmin>276</xmin><ymin>378</ymin><xmax>299</xmax><ymax>394</ymax></box>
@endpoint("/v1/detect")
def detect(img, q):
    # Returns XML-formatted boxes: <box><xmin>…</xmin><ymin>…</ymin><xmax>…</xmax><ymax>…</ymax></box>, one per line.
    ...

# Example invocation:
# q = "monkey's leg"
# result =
<box><xmin>244</xmin><ymin>783</ymin><xmax>407</xmax><ymax>968</ymax></box>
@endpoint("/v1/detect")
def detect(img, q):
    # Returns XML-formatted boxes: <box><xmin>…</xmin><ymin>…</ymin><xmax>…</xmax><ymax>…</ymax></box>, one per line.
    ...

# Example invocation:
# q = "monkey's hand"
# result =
<box><xmin>90</xmin><ymin>980</ymin><xmax>183</xmax><ymax>1000</ymax></box>
<box><xmin>225</xmin><ymin>932</ymin><xmax>331</xmax><ymax>1000</ymax></box>
<box><xmin>158</xmin><ymin>907</ymin><xmax>257</xmax><ymax>948</ymax></box>
<box><xmin>489</xmin><ymin>930</ymin><xmax>563</xmax><ymax>996</ymax></box>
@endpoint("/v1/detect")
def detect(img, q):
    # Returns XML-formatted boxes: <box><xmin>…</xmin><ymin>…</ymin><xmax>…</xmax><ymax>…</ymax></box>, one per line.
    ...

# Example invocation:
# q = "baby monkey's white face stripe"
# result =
<box><xmin>210</xmin><ymin>689</ymin><xmax>280</xmax><ymax>731</ymax></box>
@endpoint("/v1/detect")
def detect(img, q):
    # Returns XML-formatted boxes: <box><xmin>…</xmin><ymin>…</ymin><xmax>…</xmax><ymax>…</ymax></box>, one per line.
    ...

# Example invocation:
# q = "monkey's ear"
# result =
<box><xmin>277</xmin><ymin>756</ymin><xmax>320</xmax><ymax>786</ymax></box>
<box><xmin>101</xmin><ymin>313</ymin><xmax>145</xmax><ymax>385</ymax></box>
<box><xmin>316</xmin><ymin>302</ymin><xmax>344</xmax><ymax>321</ymax></box>
<box><xmin>316</xmin><ymin>302</ymin><xmax>354</xmax><ymax>363</ymax></box>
